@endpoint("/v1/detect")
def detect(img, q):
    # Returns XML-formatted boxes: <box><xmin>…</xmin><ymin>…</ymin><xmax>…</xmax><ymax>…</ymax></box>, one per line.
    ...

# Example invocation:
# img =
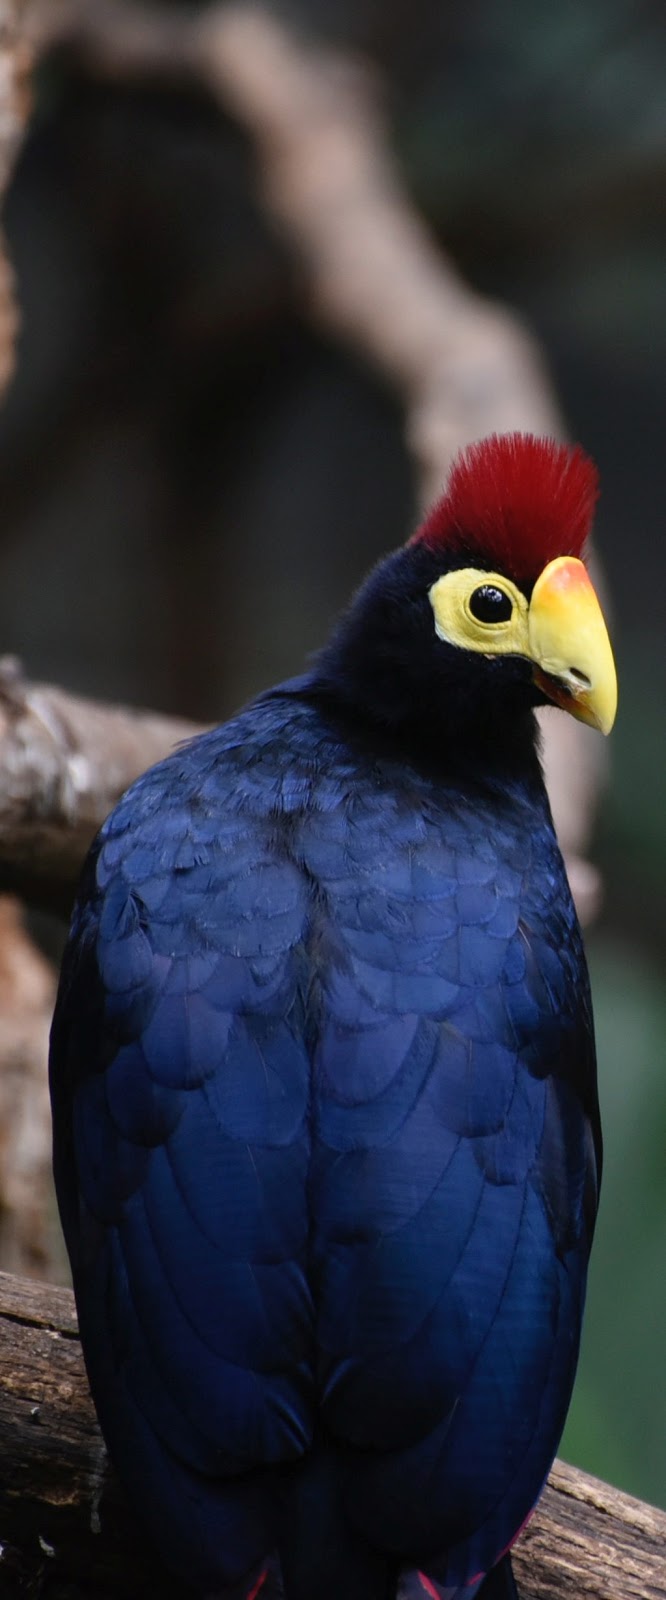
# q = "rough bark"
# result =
<box><xmin>1</xmin><ymin>1269</ymin><xmax>665</xmax><ymax>1599</ymax></box>
<box><xmin>0</xmin><ymin>898</ymin><xmax>55</xmax><ymax>1277</ymax></box>
<box><xmin>0</xmin><ymin>9</ymin><xmax>53</xmax><ymax>1278</ymax></box>
<box><xmin>0</xmin><ymin>1270</ymin><xmax>181</xmax><ymax>1597</ymax></box>
<box><xmin>0</xmin><ymin>655</ymin><xmax>200</xmax><ymax>1277</ymax></box>
<box><xmin>0</xmin><ymin>657</ymin><xmax>202</xmax><ymax>916</ymax></box>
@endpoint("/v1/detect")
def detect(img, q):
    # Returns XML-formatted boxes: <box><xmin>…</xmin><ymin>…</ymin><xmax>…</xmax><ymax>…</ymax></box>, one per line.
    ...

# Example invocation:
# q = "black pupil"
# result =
<box><xmin>469</xmin><ymin>584</ymin><xmax>513</xmax><ymax>623</ymax></box>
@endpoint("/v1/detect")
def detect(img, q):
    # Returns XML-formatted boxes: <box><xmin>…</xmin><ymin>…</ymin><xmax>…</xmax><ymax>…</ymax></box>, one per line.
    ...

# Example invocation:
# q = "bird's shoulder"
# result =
<box><xmin>60</xmin><ymin>686</ymin><xmax>338</xmax><ymax>976</ymax></box>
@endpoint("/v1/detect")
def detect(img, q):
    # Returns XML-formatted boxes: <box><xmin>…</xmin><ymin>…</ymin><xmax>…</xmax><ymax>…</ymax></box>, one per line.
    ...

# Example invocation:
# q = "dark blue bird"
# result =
<box><xmin>50</xmin><ymin>433</ymin><xmax>616</xmax><ymax>1600</ymax></box>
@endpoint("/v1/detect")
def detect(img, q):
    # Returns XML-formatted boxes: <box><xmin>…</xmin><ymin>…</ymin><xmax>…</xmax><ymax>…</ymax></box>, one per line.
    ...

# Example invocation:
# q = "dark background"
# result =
<box><xmin>0</xmin><ymin>0</ymin><xmax>664</xmax><ymax>1508</ymax></box>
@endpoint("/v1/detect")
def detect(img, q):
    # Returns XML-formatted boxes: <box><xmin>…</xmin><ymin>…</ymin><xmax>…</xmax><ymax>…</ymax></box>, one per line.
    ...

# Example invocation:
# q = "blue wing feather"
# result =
<box><xmin>50</xmin><ymin>687</ymin><xmax>600</xmax><ymax>1596</ymax></box>
<box><xmin>51</xmin><ymin>728</ymin><xmax>319</xmax><ymax>1588</ymax></box>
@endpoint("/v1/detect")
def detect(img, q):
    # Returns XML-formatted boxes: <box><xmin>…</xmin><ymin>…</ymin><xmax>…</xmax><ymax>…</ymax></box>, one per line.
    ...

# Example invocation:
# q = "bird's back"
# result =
<box><xmin>50</xmin><ymin>682</ymin><xmax>600</xmax><ymax>1599</ymax></box>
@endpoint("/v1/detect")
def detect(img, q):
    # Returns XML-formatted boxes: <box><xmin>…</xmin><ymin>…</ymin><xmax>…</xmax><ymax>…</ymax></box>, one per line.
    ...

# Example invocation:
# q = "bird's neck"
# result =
<box><xmin>309</xmin><ymin>675</ymin><xmax>544</xmax><ymax>800</ymax></box>
<box><xmin>309</xmin><ymin>637</ymin><xmax>544</xmax><ymax>801</ymax></box>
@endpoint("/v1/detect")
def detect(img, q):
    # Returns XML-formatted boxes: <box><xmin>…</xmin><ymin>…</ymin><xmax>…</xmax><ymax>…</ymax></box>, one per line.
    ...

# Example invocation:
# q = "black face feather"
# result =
<box><xmin>313</xmin><ymin>542</ymin><xmax>548</xmax><ymax>778</ymax></box>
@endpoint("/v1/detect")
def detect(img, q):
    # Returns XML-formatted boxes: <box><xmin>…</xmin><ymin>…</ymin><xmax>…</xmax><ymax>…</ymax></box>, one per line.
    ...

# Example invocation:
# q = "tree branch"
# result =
<box><xmin>17</xmin><ymin>0</ymin><xmax>608</xmax><ymax>922</ymax></box>
<box><xmin>0</xmin><ymin>658</ymin><xmax>201</xmax><ymax>915</ymax></box>
<box><xmin>1</xmin><ymin>1267</ymin><xmax>665</xmax><ymax>1599</ymax></box>
<box><xmin>0</xmin><ymin>17</ymin><xmax>642</xmax><ymax>1594</ymax></box>
<box><xmin>28</xmin><ymin>0</ymin><xmax>565</xmax><ymax>500</ymax></box>
<box><xmin>0</xmin><ymin>0</ymin><xmax>32</xmax><ymax>394</ymax></box>
<box><xmin>0</xmin><ymin>896</ymin><xmax>56</xmax><ymax>1276</ymax></box>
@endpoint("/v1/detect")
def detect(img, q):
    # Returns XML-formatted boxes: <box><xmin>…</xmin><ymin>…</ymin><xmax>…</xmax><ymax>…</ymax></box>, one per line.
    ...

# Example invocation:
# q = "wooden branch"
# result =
<box><xmin>195</xmin><ymin>7</ymin><xmax>563</xmax><ymax>502</ymax></box>
<box><xmin>1</xmin><ymin>1268</ymin><xmax>665</xmax><ymax>1599</ymax></box>
<box><xmin>0</xmin><ymin>0</ymin><xmax>32</xmax><ymax>395</ymax></box>
<box><xmin>27</xmin><ymin>0</ymin><xmax>565</xmax><ymax>497</ymax></box>
<box><xmin>0</xmin><ymin>18</ymin><xmax>642</xmax><ymax>1595</ymax></box>
<box><xmin>20</xmin><ymin>0</ymin><xmax>606</xmax><ymax>923</ymax></box>
<box><xmin>0</xmin><ymin>658</ymin><xmax>202</xmax><ymax>915</ymax></box>
<box><xmin>193</xmin><ymin>3</ymin><xmax>607</xmax><ymax>925</ymax></box>
<box><xmin>0</xmin><ymin>653</ymin><xmax>602</xmax><ymax>925</ymax></box>
<box><xmin>0</xmin><ymin>896</ymin><xmax>56</xmax><ymax>1277</ymax></box>
<box><xmin>514</xmin><ymin>1465</ymin><xmax>666</xmax><ymax>1600</ymax></box>
<box><xmin>0</xmin><ymin>0</ymin><xmax>64</xmax><ymax>1286</ymax></box>
<box><xmin>0</xmin><ymin>1270</ymin><xmax>181</xmax><ymax>1597</ymax></box>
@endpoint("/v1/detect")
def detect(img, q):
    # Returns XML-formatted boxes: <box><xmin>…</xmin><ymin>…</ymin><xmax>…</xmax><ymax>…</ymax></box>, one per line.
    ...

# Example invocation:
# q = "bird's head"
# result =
<box><xmin>317</xmin><ymin>432</ymin><xmax>616</xmax><ymax>766</ymax></box>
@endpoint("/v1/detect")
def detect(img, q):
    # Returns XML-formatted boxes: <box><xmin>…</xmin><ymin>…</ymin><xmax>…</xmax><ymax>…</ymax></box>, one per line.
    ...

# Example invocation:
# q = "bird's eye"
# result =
<box><xmin>469</xmin><ymin>584</ymin><xmax>513</xmax><ymax>624</ymax></box>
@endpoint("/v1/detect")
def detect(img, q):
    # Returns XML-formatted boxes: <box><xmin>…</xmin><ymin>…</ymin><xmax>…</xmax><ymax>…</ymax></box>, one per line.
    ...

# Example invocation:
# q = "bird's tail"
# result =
<box><xmin>398</xmin><ymin>1555</ymin><xmax>519</xmax><ymax>1600</ymax></box>
<box><xmin>276</xmin><ymin>1451</ymin><xmax>395</xmax><ymax>1600</ymax></box>
<box><xmin>270</xmin><ymin>1447</ymin><xmax>519</xmax><ymax>1600</ymax></box>
<box><xmin>243</xmin><ymin>1553</ymin><xmax>519</xmax><ymax>1600</ymax></box>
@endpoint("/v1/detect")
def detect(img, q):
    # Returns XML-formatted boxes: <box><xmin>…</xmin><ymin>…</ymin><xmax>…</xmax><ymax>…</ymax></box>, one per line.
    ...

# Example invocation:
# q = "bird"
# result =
<box><xmin>50</xmin><ymin>431</ymin><xmax>616</xmax><ymax>1600</ymax></box>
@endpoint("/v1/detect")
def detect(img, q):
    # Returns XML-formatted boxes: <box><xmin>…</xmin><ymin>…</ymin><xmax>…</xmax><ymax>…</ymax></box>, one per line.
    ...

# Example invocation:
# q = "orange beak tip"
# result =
<box><xmin>529</xmin><ymin>557</ymin><xmax>617</xmax><ymax>735</ymax></box>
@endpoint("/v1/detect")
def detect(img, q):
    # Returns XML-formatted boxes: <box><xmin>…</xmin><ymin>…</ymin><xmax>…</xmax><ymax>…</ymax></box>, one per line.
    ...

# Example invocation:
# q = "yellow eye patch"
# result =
<box><xmin>429</xmin><ymin>569</ymin><xmax>530</xmax><ymax>657</ymax></box>
<box><xmin>428</xmin><ymin>558</ymin><xmax>617</xmax><ymax>733</ymax></box>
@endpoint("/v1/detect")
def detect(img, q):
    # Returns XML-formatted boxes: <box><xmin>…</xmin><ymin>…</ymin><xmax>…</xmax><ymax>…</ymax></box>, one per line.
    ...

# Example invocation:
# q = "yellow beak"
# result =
<box><xmin>528</xmin><ymin>556</ymin><xmax>617</xmax><ymax>734</ymax></box>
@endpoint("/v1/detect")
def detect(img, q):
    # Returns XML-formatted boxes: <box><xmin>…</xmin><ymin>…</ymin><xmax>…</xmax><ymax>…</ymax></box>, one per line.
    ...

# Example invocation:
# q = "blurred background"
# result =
<box><xmin>0</xmin><ymin>0</ymin><xmax>664</xmax><ymax>1512</ymax></box>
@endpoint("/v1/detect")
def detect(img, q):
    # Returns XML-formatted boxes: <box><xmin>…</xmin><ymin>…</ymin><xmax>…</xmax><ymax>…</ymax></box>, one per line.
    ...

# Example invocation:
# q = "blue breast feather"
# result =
<box><xmin>50</xmin><ymin>683</ymin><xmax>600</xmax><ymax>1594</ymax></box>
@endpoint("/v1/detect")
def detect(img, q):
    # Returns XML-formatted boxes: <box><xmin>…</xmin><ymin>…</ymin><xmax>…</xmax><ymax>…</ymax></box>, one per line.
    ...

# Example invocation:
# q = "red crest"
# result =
<box><xmin>413</xmin><ymin>433</ymin><xmax>599</xmax><ymax>584</ymax></box>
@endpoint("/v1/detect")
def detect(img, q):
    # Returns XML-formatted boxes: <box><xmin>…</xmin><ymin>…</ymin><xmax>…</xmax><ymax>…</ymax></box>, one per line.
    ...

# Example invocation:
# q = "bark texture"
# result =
<box><xmin>1</xmin><ymin>1269</ymin><xmax>665</xmax><ymax>1599</ymax></box>
<box><xmin>0</xmin><ymin>657</ymin><xmax>201</xmax><ymax>916</ymax></box>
